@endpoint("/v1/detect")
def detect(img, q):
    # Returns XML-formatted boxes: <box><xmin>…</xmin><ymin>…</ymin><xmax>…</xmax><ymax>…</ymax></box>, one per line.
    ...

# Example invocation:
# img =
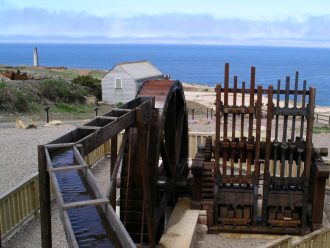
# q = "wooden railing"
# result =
<box><xmin>315</xmin><ymin>112</ymin><xmax>330</xmax><ymax>125</ymax></box>
<box><xmin>259</xmin><ymin>227</ymin><xmax>330</xmax><ymax>248</ymax></box>
<box><xmin>0</xmin><ymin>172</ymin><xmax>39</xmax><ymax>240</ymax></box>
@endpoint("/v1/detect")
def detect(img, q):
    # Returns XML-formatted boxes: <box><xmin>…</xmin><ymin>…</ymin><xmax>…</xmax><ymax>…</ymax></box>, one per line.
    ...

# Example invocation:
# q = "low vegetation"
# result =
<box><xmin>0</xmin><ymin>73</ymin><xmax>103</xmax><ymax>113</ymax></box>
<box><xmin>313</xmin><ymin>126</ymin><xmax>330</xmax><ymax>134</ymax></box>
<box><xmin>0</xmin><ymin>82</ymin><xmax>31</xmax><ymax>112</ymax></box>
<box><xmin>72</xmin><ymin>75</ymin><xmax>102</xmax><ymax>100</ymax></box>
<box><xmin>39</xmin><ymin>79</ymin><xmax>87</xmax><ymax>103</ymax></box>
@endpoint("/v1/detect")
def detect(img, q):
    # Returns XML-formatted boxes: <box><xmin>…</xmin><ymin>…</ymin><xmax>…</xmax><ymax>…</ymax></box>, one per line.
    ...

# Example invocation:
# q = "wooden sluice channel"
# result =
<box><xmin>39</xmin><ymin>80</ymin><xmax>190</xmax><ymax>247</ymax></box>
<box><xmin>38</xmin><ymin>97</ymin><xmax>152</xmax><ymax>248</ymax></box>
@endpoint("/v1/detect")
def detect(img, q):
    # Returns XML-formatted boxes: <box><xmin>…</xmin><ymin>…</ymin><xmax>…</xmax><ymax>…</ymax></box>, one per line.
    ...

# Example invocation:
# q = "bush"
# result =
<box><xmin>72</xmin><ymin>75</ymin><xmax>101</xmax><ymax>100</ymax></box>
<box><xmin>0</xmin><ymin>83</ymin><xmax>31</xmax><ymax>112</ymax></box>
<box><xmin>39</xmin><ymin>79</ymin><xmax>87</xmax><ymax>103</ymax></box>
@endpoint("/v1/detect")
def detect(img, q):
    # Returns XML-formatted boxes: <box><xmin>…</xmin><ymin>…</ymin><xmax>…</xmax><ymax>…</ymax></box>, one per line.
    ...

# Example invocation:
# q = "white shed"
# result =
<box><xmin>101</xmin><ymin>61</ymin><xmax>164</xmax><ymax>104</ymax></box>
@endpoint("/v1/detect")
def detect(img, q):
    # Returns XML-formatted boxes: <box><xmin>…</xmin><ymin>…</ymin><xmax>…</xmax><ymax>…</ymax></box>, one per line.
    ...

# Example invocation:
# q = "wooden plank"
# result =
<box><xmin>77</xmin><ymin>110</ymin><xmax>136</xmax><ymax>155</ymax></box>
<box><xmin>44</xmin><ymin>143</ymin><xmax>75</xmax><ymax>148</ymax></box>
<box><xmin>106</xmin><ymin>132</ymin><xmax>128</xmax><ymax>199</ymax></box>
<box><xmin>62</xmin><ymin>198</ymin><xmax>109</xmax><ymax>210</ymax></box>
<box><xmin>50</xmin><ymin>165</ymin><xmax>88</xmax><ymax>172</ymax></box>
<box><xmin>226</xmin><ymin>87</ymin><xmax>309</xmax><ymax>95</ymax></box>
<box><xmin>97</xmin><ymin>116</ymin><xmax>118</xmax><ymax>120</ymax></box>
<box><xmin>72</xmin><ymin>146</ymin><xmax>87</xmax><ymax>166</ymax></box>
<box><xmin>110</xmin><ymin>135</ymin><xmax>118</xmax><ymax>208</ymax></box>
<box><xmin>111</xmin><ymin>108</ymin><xmax>132</xmax><ymax>112</ymax></box>
<box><xmin>77</xmin><ymin>126</ymin><xmax>101</xmax><ymax>130</ymax></box>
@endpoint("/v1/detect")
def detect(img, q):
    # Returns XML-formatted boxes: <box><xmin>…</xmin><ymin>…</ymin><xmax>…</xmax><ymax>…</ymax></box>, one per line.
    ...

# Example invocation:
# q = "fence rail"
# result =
<box><xmin>1</xmin><ymin>132</ymin><xmax>329</xmax><ymax>242</ymax></box>
<box><xmin>315</xmin><ymin>112</ymin><xmax>330</xmax><ymax>125</ymax></box>
<box><xmin>0</xmin><ymin>172</ymin><xmax>39</xmax><ymax>240</ymax></box>
<box><xmin>259</xmin><ymin>227</ymin><xmax>330</xmax><ymax>248</ymax></box>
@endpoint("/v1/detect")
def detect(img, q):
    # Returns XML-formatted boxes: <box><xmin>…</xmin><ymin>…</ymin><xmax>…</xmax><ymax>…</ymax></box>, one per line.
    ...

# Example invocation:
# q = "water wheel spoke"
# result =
<box><xmin>160</xmin><ymin>140</ymin><xmax>174</xmax><ymax>177</ymax></box>
<box><xmin>175</xmin><ymin>108</ymin><xmax>185</xmax><ymax>167</ymax></box>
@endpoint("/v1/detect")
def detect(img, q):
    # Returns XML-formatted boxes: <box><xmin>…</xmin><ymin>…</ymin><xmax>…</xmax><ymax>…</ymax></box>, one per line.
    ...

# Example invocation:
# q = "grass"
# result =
<box><xmin>313</xmin><ymin>126</ymin><xmax>330</xmax><ymax>134</ymax></box>
<box><xmin>52</xmin><ymin>102</ymin><xmax>92</xmax><ymax>113</ymax></box>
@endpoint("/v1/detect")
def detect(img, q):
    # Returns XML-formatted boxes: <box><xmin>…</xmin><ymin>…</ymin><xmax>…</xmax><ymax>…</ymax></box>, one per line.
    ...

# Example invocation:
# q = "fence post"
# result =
<box><xmin>207</xmin><ymin>108</ymin><xmax>209</xmax><ymax>119</ymax></box>
<box><xmin>316</xmin><ymin>113</ymin><xmax>319</xmax><ymax>123</ymax></box>
<box><xmin>94</xmin><ymin>107</ymin><xmax>99</xmax><ymax>117</ymax></box>
<box><xmin>192</xmin><ymin>109</ymin><xmax>195</xmax><ymax>120</ymax></box>
<box><xmin>38</xmin><ymin>145</ymin><xmax>52</xmax><ymax>248</ymax></box>
<box><xmin>211</xmin><ymin>108</ymin><xmax>213</xmax><ymax>119</ymax></box>
<box><xmin>44</xmin><ymin>107</ymin><xmax>50</xmax><ymax>123</ymax></box>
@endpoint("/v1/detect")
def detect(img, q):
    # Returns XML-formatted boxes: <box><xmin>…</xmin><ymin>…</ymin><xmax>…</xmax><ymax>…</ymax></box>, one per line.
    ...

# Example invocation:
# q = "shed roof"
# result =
<box><xmin>106</xmin><ymin>61</ymin><xmax>163</xmax><ymax>80</ymax></box>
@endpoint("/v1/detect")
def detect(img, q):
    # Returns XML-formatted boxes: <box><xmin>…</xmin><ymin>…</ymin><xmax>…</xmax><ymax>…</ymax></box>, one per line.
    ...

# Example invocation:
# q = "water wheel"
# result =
<box><xmin>119</xmin><ymin>80</ymin><xmax>189</xmax><ymax>246</ymax></box>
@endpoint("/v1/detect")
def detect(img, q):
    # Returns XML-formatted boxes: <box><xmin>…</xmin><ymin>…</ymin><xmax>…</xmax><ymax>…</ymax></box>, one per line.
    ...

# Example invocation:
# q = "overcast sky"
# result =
<box><xmin>1</xmin><ymin>0</ymin><xmax>330</xmax><ymax>47</ymax></box>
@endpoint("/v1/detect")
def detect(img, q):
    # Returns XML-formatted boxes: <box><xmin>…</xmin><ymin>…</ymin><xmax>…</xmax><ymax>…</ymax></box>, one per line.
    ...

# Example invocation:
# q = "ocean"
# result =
<box><xmin>1</xmin><ymin>43</ymin><xmax>330</xmax><ymax>105</ymax></box>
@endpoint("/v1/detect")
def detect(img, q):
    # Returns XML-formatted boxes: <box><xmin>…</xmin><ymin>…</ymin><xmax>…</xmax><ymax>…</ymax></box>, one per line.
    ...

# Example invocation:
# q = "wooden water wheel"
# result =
<box><xmin>119</xmin><ymin>80</ymin><xmax>189</xmax><ymax>246</ymax></box>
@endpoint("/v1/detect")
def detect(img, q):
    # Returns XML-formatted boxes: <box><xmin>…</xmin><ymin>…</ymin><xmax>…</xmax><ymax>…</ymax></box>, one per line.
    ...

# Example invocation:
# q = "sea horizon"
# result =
<box><xmin>1</xmin><ymin>43</ymin><xmax>330</xmax><ymax>105</ymax></box>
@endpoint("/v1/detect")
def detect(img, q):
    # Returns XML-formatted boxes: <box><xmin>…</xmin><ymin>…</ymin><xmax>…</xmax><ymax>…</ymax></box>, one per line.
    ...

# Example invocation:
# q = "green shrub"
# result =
<box><xmin>39</xmin><ymin>79</ymin><xmax>87</xmax><ymax>103</ymax></box>
<box><xmin>72</xmin><ymin>75</ymin><xmax>101</xmax><ymax>100</ymax></box>
<box><xmin>0</xmin><ymin>83</ymin><xmax>31</xmax><ymax>112</ymax></box>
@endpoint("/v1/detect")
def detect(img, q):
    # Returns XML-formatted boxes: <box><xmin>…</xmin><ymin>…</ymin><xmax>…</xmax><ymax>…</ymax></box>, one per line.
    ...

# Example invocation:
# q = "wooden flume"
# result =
<box><xmin>39</xmin><ymin>80</ymin><xmax>189</xmax><ymax>248</ymax></box>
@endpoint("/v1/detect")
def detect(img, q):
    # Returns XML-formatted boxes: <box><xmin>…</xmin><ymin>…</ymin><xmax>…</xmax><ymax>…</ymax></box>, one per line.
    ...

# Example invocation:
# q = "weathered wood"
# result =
<box><xmin>136</xmin><ymin>107</ymin><xmax>155</xmax><ymax>246</ymax></box>
<box><xmin>50</xmin><ymin>165</ymin><xmax>87</xmax><ymax>172</ymax></box>
<box><xmin>110</xmin><ymin>135</ymin><xmax>118</xmax><ymax>208</ymax></box>
<box><xmin>106</xmin><ymin>132</ymin><xmax>128</xmax><ymax>199</ymax></box>
<box><xmin>62</xmin><ymin>199</ymin><xmax>109</xmax><ymax>210</ymax></box>
<box><xmin>44</xmin><ymin>143</ymin><xmax>75</xmax><ymax>148</ymax></box>
<box><xmin>38</xmin><ymin>145</ymin><xmax>51</xmax><ymax>248</ymax></box>
<box><xmin>77</xmin><ymin>126</ymin><xmax>101</xmax><ymax>130</ymax></box>
<box><xmin>262</xmin><ymin>85</ymin><xmax>273</xmax><ymax>225</ymax></box>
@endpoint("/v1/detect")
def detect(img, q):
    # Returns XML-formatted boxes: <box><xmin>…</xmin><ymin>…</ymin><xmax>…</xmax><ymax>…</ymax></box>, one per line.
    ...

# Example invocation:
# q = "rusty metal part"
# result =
<box><xmin>204</xmin><ymin>136</ymin><xmax>213</xmax><ymax>162</ymax></box>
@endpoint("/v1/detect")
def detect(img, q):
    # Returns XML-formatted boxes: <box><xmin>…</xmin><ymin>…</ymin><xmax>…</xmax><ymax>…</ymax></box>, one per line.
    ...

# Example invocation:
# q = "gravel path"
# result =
<box><xmin>0</xmin><ymin>124</ymin><xmax>75</xmax><ymax>195</ymax></box>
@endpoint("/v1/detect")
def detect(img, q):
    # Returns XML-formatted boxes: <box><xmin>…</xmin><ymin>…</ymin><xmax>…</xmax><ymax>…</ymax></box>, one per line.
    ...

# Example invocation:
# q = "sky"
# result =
<box><xmin>1</xmin><ymin>0</ymin><xmax>330</xmax><ymax>47</ymax></box>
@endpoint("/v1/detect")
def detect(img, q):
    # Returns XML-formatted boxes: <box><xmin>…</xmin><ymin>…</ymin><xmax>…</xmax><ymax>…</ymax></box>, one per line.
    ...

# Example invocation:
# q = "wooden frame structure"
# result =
<box><xmin>192</xmin><ymin>63</ymin><xmax>330</xmax><ymax>235</ymax></box>
<box><xmin>38</xmin><ymin>79</ymin><xmax>189</xmax><ymax>248</ymax></box>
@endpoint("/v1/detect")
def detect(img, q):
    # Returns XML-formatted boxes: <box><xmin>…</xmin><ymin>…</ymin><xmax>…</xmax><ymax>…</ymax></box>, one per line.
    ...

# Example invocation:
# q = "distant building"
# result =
<box><xmin>101</xmin><ymin>61</ymin><xmax>163</xmax><ymax>104</ymax></box>
<box><xmin>33</xmin><ymin>47</ymin><xmax>39</xmax><ymax>67</ymax></box>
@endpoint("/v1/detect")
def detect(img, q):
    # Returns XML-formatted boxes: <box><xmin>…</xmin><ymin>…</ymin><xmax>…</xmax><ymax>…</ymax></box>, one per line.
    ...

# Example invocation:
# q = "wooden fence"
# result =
<box><xmin>0</xmin><ymin>132</ymin><xmax>329</xmax><ymax>242</ymax></box>
<box><xmin>0</xmin><ymin>172</ymin><xmax>39</xmax><ymax>240</ymax></box>
<box><xmin>315</xmin><ymin>112</ymin><xmax>330</xmax><ymax>125</ymax></box>
<box><xmin>260</xmin><ymin>227</ymin><xmax>330</xmax><ymax>248</ymax></box>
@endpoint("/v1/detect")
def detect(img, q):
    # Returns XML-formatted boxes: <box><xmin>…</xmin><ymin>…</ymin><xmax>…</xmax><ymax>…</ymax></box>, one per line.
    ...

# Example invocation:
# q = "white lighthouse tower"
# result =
<box><xmin>33</xmin><ymin>47</ymin><xmax>39</xmax><ymax>67</ymax></box>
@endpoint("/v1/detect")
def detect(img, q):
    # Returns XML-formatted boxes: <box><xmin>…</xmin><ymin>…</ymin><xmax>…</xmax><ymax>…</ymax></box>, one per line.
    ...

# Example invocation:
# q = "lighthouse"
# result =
<box><xmin>33</xmin><ymin>47</ymin><xmax>39</xmax><ymax>67</ymax></box>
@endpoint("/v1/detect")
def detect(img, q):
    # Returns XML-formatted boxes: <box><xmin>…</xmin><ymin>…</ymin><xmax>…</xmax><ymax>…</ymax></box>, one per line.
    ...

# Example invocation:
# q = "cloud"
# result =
<box><xmin>0</xmin><ymin>6</ymin><xmax>330</xmax><ymax>47</ymax></box>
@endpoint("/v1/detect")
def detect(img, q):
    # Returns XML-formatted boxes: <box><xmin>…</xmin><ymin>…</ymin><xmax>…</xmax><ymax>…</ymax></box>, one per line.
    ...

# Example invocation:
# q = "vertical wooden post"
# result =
<box><xmin>302</xmin><ymin>87</ymin><xmax>315</xmax><ymax>229</ymax></box>
<box><xmin>38</xmin><ymin>145</ymin><xmax>52</xmax><ymax>248</ymax></box>
<box><xmin>262</xmin><ymin>85</ymin><xmax>273</xmax><ymax>225</ymax></box>
<box><xmin>136</xmin><ymin>107</ymin><xmax>155</xmax><ymax>247</ymax></box>
<box><xmin>311</xmin><ymin>161</ymin><xmax>329</xmax><ymax>230</ymax></box>
<box><xmin>214</xmin><ymin>84</ymin><xmax>221</xmax><ymax>226</ymax></box>
<box><xmin>110</xmin><ymin>136</ymin><xmax>118</xmax><ymax>208</ymax></box>
<box><xmin>253</xmin><ymin>85</ymin><xmax>262</xmax><ymax>225</ymax></box>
